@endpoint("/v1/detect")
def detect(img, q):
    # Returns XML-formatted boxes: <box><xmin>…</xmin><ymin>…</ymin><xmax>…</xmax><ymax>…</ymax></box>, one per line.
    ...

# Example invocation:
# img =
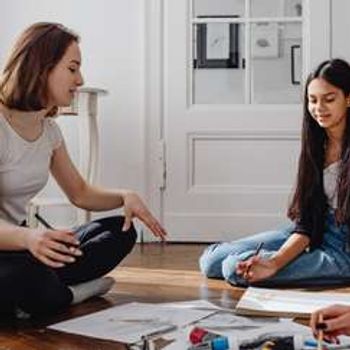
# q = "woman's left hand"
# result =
<box><xmin>310</xmin><ymin>305</ymin><xmax>350</xmax><ymax>342</ymax></box>
<box><xmin>121</xmin><ymin>191</ymin><xmax>168</xmax><ymax>241</ymax></box>
<box><xmin>236</xmin><ymin>256</ymin><xmax>279</xmax><ymax>283</ymax></box>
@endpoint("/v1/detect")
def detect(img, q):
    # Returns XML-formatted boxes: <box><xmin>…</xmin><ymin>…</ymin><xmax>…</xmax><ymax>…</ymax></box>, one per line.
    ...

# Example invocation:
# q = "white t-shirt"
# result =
<box><xmin>0</xmin><ymin>114</ymin><xmax>63</xmax><ymax>225</ymax></box>
<box><xmin>323</xmin><ymin>161</ymin><xmax>340</xmax><ymax>209</ymax></box>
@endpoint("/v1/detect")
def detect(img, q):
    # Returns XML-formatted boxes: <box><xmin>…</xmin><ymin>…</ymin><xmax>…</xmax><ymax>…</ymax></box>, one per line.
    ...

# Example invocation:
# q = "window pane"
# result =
<box><xmin>250</xmin><ymin>22</ymin><xmax>302</xmax><ymax>104</ymax></box>
<box><xmin>251</xmin><ymin>0</ymin><xmax>283</xmax><ymax>18</ymax></box>
<box><xmin>284</xmin><ymin>0</ymin><xmax>303</xmax><ymax>17</ymax></box>
<box><xmin>193</xmin><ymin>0</ymin><xmax>245</xmax><ymax>18</ymax></box>
<box><xmin>251</xmin><ymin>0</ymin><xmax>303</xmax><ymax>18</ymax></box>
<box><xmin>192</xmin><ymin>23</ymin><xmax>245</xmax><ymax>104</ymax></box>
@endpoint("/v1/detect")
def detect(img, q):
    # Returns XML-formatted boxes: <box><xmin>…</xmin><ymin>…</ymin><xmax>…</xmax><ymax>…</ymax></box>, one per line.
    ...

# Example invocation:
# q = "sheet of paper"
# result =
<box><xmin>48</xmin><ymin>302</ymin><xmax>214</xmax><ymax>344</ymax></box>
<box><xmin>236</xmin><ymin>287</ymin><xmax>350</xmax><ymax>317</ymax></box>
<box><xmin>195</xmin><ymin>311</ymin><xmax>279</xmax><ymax>330</ymax></box>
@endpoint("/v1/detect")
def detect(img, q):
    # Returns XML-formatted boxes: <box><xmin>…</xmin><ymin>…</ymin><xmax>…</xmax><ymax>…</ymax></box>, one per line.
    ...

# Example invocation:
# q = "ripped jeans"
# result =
<box><xmin>199</xmin><ymin>210</ymin><xmax>350</xmax><ymax>287</ymax></box>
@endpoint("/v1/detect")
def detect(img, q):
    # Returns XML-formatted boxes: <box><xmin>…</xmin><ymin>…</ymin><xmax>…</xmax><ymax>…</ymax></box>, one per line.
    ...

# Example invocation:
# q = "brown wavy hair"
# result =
<box><xmin>287</xmin><ymin>59</ymin><xmax>350</xmax><ymax>246</ymax></box>
<box><xmin>0</xmin><ymin>22</ymin><xmax>79</xmax><ymax>113</ymax></box>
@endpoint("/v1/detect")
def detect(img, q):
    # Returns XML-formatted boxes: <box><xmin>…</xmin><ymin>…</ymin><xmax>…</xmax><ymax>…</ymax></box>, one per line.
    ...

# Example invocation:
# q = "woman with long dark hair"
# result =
<box><xmin>200</xmin><ymin>58</ymin><xmax>350</xmax><ymax>287</ymax></box>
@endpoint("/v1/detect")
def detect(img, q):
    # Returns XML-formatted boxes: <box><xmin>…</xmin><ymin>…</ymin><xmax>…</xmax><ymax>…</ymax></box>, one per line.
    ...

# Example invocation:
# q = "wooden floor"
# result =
<box><xmin>0</xmin><ymin>243</ymin><xmax>245</xmax><ymax>350</ymax></box>
<box><xmin>2</xmin><ymin>243</ymin><xmax>350</xmax><ymax>349</ymax></box>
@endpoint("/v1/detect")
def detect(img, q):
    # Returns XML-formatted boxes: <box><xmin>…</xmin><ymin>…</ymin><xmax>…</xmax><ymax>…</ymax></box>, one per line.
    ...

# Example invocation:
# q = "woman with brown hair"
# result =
<box><xmin>0</xmin><ymin>22</ymin><xmax>167</xmax><ymax>317</ymax></box>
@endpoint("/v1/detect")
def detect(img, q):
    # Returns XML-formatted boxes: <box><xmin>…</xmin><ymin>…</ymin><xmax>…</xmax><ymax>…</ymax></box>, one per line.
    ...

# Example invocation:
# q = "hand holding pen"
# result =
<box><xmin>310</xmin><ymin>305</ymin><xmax>350</xmax><ymax>344</ymax></box>
<box><xmin>24</xmin><ymin>213</ymin><xmax>83</xmax><ymax>268</ymax></box>
<box><xmin>243</xmin><ymin>242</ymin><xmax>264</xmax><ymax>279</ymax></box>
<box><xmin>235</xmin><ymin>242</ymin><xmax>264</xmax><ymax>281</ymax></box>
<box><xmin>236</xmin><ymin>242</ymin><xmax>279</xmax><ymax>283</ymax></box>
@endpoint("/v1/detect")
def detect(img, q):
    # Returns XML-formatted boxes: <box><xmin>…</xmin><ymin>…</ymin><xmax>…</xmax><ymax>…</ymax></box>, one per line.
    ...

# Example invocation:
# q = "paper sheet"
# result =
<box><xmin>48</xmin><ymin>299</ymin><xmax>350</xmax><ymax>349</ymax></box>
<box><xmin>160</xmin><ymin>299</ymin><xmax>225</xmax><ymax>310</ymax></box>
<box><xmin>48</xmin><ymin>301</ymin><xmax>214</xmax><ymax>344</ymax></box>
<box><xmin>195</xmin><ymin>311</ymin><xmax>279</xmax><ymax>330</ymax></box>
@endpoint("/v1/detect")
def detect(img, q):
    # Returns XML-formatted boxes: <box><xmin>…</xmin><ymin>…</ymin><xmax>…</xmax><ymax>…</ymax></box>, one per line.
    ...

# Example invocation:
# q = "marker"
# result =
<box><xmin>189</xmin><ymin>327</ymin><xmax>221</xmax><ymax>345</ymax></box>
<box><xmin>187</xmin><ymin>336</ymin><xmax>229</xmax><ymax>350</ymax></box>
<box><xmin>304</xmin><ymin>339</ymin><xmax>318</xmax><ymax>348</ymax></box>
<box><xmin>240</xmin><ymin>335</ymin><xmax>295</xmax><ymax>350</ymax></box>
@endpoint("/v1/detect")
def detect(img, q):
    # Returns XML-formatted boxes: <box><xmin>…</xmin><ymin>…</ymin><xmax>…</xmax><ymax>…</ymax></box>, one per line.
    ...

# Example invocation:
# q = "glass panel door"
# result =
<box><xmin>191</xmin><ymin>0</ymin><xmax>303</xmax><ymax>105</ymax></box>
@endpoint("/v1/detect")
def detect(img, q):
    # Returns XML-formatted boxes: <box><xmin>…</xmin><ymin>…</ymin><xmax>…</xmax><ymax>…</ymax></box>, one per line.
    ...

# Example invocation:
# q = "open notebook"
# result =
<box><xmin>235</xmin><ymin>287</ymin><xmax>350</xmax><ymax>318</ymax></box>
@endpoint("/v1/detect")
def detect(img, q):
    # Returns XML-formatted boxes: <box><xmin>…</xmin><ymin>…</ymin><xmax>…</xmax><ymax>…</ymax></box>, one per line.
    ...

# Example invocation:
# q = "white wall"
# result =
<box><xmin>0</xmin><ymin>0</ymin><xmax>146</xmax><ymax>221</ymax></box>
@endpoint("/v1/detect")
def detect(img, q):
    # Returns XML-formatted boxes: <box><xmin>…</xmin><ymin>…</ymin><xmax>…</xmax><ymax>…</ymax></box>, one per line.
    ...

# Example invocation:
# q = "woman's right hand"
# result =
<box><xmin>25</xmin><ymin>229</ymin><xmax>82</xmax><ymax>268</ymax></box>
<box><xmin>236</xmin><ymin>256</ymin><xmax>279</xmax><ymax>283</ymax></box>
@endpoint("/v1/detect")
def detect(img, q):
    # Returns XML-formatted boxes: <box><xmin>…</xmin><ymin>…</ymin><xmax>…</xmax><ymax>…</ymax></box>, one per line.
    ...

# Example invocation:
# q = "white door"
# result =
<box><xmin>146</xmin><ymin>0</ymin><xmax>330</xmax><ymax>242</ymax></box>
<box><xmin>331</xmin><ymin>0</ymin><xmax>350</xmax><ymax>60</ymax></box>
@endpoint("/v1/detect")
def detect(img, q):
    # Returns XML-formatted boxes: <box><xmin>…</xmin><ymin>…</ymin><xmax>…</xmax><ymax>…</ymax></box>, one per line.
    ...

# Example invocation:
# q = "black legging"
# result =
<box><xmin>0</xmin><ymin>216</ymin><xmax>137</xmax><ymax>316</ymax></box>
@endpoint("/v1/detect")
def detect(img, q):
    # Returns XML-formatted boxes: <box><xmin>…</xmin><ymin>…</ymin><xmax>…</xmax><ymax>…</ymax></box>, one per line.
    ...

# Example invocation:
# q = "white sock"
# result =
<box><xmin>69</xmin><ymin>276</ymin><xmax>115</xmax><ymax>305</ymax></box>
<box><xmin>15</xmin><ymin>307</ymin><xmax>31</xmax><ymax>320</ymax></box>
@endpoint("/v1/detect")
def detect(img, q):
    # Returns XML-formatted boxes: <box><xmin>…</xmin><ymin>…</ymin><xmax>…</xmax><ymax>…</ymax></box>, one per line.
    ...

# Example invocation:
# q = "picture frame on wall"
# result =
<box><xmin>194</xmin><ymin>15</ymin><xmax>239</xmax><ymax>69</ymax></box>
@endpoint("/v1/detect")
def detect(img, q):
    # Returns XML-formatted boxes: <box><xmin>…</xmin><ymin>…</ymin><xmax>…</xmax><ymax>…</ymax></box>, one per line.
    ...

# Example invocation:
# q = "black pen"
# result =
<box><xmin>34</xmin><ymin>213</ymin><xmax>55</xmax><ymax>230</ymax></box>
<box><xmin>244</xmin><ymin>242</ymin><xmax>264</xmax><ymax>279</ymax></box>
<box><xmin>143</xmin><ymin>324</ymin><xmax>178</xmax><ymax>339</ymax></box>
<box><xmin>34</xmin><ymin>213</ymin><xmax>81</xmax><ymax>252</ymax></box>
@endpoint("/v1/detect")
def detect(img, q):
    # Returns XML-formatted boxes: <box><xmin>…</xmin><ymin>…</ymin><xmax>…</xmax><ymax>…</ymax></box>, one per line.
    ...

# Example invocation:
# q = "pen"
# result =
<box><xmin>318</xmin><ymin>314</ymin><xmax>324</xmax><ymax>350</ymax></box>
<box><xmin>34</xmin><ymin>213</ymin><xmax>81</xmax><ymax>256</ymax></box>
<box><xmin>141</xmin><ymin>325</ymin><xmax>177</xmax><ymax>350</ymax></box>
<box><xmin>34</xmin><ymin>213</ymin><xmax>55</xmax><ymax>230</ymax></box>
<box><xmin>143</xmin><ymin>324</ymin><xmax>177</xmax><ymax>339</ymax></box>
<box><xmin>244</xmin><ymin>242</ymin><xmax>264</xmax><ymax>279</ymax></box>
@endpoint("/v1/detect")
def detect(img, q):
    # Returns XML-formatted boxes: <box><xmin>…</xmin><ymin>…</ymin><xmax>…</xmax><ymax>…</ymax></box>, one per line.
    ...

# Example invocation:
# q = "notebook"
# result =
<box><xmin>235</xmin><ymin>287</ymin><xmax>350</xmax><ymax>319</ymax></box>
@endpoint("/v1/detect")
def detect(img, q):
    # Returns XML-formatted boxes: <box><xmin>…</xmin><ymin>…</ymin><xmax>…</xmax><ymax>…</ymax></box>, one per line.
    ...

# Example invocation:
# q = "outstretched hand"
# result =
<box><xmin>236</xmin><ymin>256</ymin><xmax>279</xmax><ymax>283</ymax></box>
<box><xmin>121</xmin><ymin>191</ymin><xmax>168</xmax><ymax>241</ymax></box>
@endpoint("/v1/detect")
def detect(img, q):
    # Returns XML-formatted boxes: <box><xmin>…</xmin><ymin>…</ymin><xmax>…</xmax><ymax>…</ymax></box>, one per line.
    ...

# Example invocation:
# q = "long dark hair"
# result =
<box><xmin>0</xmin><ymin>22</ymin><xmax>79</xmax><ymax>112</ymax></box>
<box><xmin>288</xmin><ymin>58</ymin><xmax>350</xmax><ymax>246</ymax></box>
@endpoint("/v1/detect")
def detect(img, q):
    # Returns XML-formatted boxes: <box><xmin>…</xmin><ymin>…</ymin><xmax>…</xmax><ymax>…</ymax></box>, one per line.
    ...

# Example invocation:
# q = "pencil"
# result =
<box><xmin>34</xmin><ymin>213</ymin><xmax>54</xmax><ymax>230</ymax></box>
<box><xmin>317</xmin><ymin>313</ymin><xmax>324</xmax><ymax>350</ymax></box>
<box><xmin>244</xmin><ymin>242</ymin><xmax>264</xmax><ymax>279</ymax></box>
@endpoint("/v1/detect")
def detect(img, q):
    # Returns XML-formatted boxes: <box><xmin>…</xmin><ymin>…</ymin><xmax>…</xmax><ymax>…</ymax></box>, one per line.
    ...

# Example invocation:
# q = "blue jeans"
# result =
<box><xmin>0</xmin><ymin>216</ymin><xmax>137</xmax><ymax>316</ymax></box>
<box><xmin>199</xmin><ymin>210</ymin><xmax>350</xmax><ymax>287</ymax></box>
